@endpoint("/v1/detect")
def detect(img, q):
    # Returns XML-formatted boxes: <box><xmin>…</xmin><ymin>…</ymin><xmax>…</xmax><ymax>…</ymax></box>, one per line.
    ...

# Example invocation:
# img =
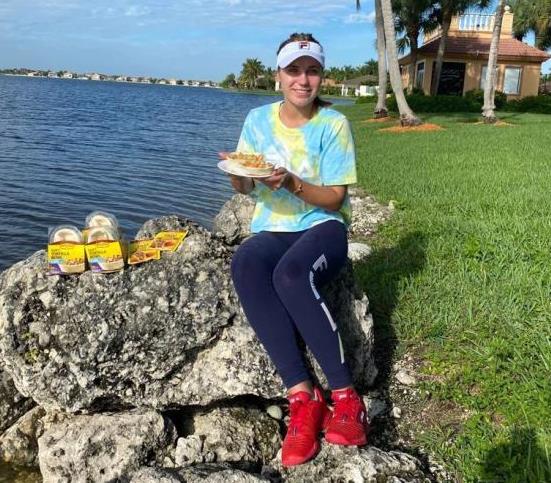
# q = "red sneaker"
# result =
<box><xmin>325</xmin><ymin>387</ymin><xmax>369</xmax><ymax>446</ymax></box>
<box><xmin>281</xmin><ymin>387</ymin><xmax>331</xmax><ymax>467</ymax></box>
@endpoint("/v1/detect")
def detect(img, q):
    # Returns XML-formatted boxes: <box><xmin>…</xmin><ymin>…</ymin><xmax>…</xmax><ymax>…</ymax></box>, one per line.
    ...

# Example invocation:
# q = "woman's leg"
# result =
<box><xmin>271</xmin><ymin>220</ymin><xmax>352</xmax><ymax>390</ymax></box>
<box><xmin>231</xmin><ymin>231</ymin><xmax>311</xmax><ymax>389</ymax></box>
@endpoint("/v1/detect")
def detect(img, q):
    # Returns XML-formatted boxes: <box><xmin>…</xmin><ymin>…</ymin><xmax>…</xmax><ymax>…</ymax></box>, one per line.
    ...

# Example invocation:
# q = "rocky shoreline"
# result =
<box><xmin>0</xmin><ymin>191</ymin><xmax>443</xmax><ymax>482</ymax></box>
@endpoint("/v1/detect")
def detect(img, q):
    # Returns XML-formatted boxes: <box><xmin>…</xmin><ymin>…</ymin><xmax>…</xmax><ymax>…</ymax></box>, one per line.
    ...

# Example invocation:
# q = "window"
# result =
<box><xmin>504</xmin><ymin>67</ymin><xmax>522</xmax><ymax>95</ymax></box>
<box><xmin>480</xmin><ymin>65</ymin><xmax>498</xmax><ymax>90</ymax></box>
<box><xmin>415</xmin><ymin>62</ymin><xmax>425</xmax><ymax>89</ymax></box>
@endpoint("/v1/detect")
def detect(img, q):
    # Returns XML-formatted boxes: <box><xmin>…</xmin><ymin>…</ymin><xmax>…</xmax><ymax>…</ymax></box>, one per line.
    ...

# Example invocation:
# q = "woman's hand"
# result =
<box><xmin>218</xmin><ymin>152</ymin><xmax>254</xmax><ymax>195</ymax></box>
<box><xmin>258</xmin><ymin>167</ymin><xmax>291</xmax><ymax>191</ymax></box>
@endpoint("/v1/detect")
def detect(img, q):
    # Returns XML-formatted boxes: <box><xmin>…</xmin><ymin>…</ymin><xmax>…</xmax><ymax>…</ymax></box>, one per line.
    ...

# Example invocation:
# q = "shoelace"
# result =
<box><xmin>288</xmin><ymin>399</ymin><xmax>315</xmax><ymax>436</ymax></box>
<box><xmin>334</xmin><ymin>397</ymin><xmax>363</xmax><ymax>423</ymax></box>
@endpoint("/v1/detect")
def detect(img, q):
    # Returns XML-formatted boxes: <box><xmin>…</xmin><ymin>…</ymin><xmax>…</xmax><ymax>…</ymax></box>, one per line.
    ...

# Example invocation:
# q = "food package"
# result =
<box><xmin>84</xmin><ymin>220</ymin><xmax>124</xmax><ymax>273</ymax></box>
<box><xmin>127</xmin><ymin>239</ymin><xmax>160</xmax><ymax>265</ymax></box>
<box><xmin>83</xmin><ymin>211</ymin><xmax>122</xmax><ymax>242</ymax></box>
<box><xmin>47</xmin><ymin>225</ymin><xmax>86</xmax><ymax>275</ymax></box>
<box><xmin>149</xmin><ymin>231</ymin><xmax>188</xmax><ymax>251</ymax></box>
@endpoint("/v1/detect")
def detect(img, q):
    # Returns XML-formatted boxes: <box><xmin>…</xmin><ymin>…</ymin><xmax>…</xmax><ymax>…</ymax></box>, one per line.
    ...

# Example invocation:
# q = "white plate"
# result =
<box><xmin>217</xmin><ymin>160</ymin><xmax>274</xmax><ymax>178</ymax></box>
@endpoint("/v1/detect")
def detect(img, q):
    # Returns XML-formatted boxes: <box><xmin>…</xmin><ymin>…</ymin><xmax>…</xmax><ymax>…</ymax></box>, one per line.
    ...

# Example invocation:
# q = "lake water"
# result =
<box><xmin>0</xmin><ymin>75</ymin><xmax>355</xmax><ymax>273</ymax></box>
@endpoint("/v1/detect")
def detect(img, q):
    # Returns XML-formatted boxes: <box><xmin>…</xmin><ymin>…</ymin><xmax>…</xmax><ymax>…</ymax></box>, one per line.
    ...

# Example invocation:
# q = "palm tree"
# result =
<box><xmin>482</xmin><ymin>0</ymin><xmax>506</xmax><ymax>123</ymax></box>
<box><xmin>357</xmin><ymin>0</ymin><xmax>420</xmax><ymax>123</ymax></box>
<box><xmin>510</xmin><ymin>0</ymin><xmax>551</xmax><ymax>50</ymax></box>
<box><xmin>239</xmin><ymin>58</ymin><xmax>265</xmax><ymax>90</ymax></box>
<box><xmin>394</xmin><ymin>0</ymin><xmax>437</xmax><ymax>93</ymax></box>
<box><xmin>374</xmin><ymin>0</ymin><xmax>389</xmax><ymax>117</ymax></box>
<box><xmin>380</xmin><ymin>0</ymin><xmax>422</xmax><ymax>125</ymax></box>
<box><xmin>431</xmin><ymin>0</ymin><xmax>490</xmax><ymax>95</ymax></box>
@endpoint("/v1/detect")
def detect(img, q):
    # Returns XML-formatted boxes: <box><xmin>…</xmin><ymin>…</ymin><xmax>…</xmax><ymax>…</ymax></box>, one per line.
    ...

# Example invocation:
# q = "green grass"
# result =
<box><xmin>339</xmin><ymin>104</ymin><xmax>551</xmax><ymax>482</ymax></box>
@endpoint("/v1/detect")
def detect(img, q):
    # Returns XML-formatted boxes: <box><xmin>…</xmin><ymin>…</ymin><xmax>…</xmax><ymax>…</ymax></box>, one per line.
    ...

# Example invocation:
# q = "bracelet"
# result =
<box><xmin>293</xmin><ymin>182</ymin><xmax>303</xmax><ymax>195</ymax></box>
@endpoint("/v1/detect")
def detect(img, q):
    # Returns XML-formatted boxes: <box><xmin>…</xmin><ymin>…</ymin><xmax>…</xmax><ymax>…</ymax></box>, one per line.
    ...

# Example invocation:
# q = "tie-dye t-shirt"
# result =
<box><xmin>237</xmin><ymin>101</ymin><xmax>357</xmax><ymax>233</ymax></box>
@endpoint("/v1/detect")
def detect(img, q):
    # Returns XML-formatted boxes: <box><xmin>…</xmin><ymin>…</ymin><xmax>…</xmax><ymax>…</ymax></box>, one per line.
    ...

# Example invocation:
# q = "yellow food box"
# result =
<box><xmin>48</xmin><ymin>242</ymin><xmax>86</xmax><ymax>275</ymax></box>
<box><xmin>85</xmin><ymin>240</ymin><xmax>124</xmax><ymax>273</ymax></box>
<box><xmin>127</xmin><ymin>240</ymin><xmax>160</xmax><ymax>265</ymax></box>
<box><xmin>149</xmin><ymin>231</ymin><xmax>188</xmax><ymax>252</ymax></box>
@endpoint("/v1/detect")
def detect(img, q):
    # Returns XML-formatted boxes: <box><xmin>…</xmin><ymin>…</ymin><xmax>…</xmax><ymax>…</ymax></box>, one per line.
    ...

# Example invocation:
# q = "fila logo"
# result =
<box><xmin>299</xmin><ymin>41</ymin><xmax>310</xmax><ymax>50</ymax></box>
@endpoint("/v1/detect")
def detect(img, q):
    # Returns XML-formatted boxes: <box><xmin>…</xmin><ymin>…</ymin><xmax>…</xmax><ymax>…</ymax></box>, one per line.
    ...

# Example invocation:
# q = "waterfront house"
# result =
<box><xmin>62</xmin><ymin>72</ymin><xmax>74</xmax><ymax>79</ymax></box>
<box><xmin>168</xmin><ymin>79</ymin><xmax>177</xmax><ymax>85</ymax></box>
<box><xmin>90</xmin><ymin>73</ymin><xmax>101</xmax><ymax>81</ymax></box>
<box><xmin>398</xmin><ymin>7</ymin><xmax>550</xmax><ymax>98</ymax></box>
<box><xmin>340</xmin><ymin>75</ymin><xmax>378</xmax><ymax>96</ymax></box>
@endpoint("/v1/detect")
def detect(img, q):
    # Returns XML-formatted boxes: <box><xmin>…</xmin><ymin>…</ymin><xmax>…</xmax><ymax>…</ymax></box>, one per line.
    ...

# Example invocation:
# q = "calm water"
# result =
<box><xmin>0</xmin><ymin>76</ymin><xmax>277</xmax><ymax>272</ymax></box>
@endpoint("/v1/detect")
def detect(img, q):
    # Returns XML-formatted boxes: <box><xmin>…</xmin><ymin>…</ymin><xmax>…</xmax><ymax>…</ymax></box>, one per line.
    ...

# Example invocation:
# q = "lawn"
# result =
<box><xmin>339</xmin><ymin>103</ymin><xmax>551</xmax><ymax>482</ymax></box>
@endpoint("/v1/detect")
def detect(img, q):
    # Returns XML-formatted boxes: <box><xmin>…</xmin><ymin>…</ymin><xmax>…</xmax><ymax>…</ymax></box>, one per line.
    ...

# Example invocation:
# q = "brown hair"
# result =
<box><xmin>277</xmin><ymin>32</ymin><xmax>332</xmax><ymax>108</ymax></box>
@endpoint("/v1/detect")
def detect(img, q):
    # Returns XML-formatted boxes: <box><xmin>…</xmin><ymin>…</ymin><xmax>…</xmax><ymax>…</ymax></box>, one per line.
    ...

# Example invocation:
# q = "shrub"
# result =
<box><xmin>465</xmin><ymin>89</ymin><xmax>507</xmax><ymax>109</ymax></box>
<box><xmin>387</xmin><ymin>94</ymin><xmax>480</xmax><ymax>113</ymax></box>
<box><xmin>504</xmin><ymin>95</ymin><xmax>551</xmax><ymax>114</ymax></box>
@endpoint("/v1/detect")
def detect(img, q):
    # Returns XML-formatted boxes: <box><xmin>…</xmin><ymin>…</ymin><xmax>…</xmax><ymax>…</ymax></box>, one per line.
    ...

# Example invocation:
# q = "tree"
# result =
<box><xmin>510</xmin><ymin>0</ymin><xmax>551</xmax><ymax>50</ymax></box>
<box><xmin>394</xmin><ymin>0</ymin><xmax>438</xmax><ymax>93</ymax></box>
<box><xmin>380</xmin><ymin>0</ymin><xmax>422</xmax><ymax>124</ymax></box>
<box><xmin>374</xmin><ymin>0</ymin><xmax>389</xmax><ymax>117</ymax></box>
<box><xmin>239</xmin><ymin>58</ymin><xmax>265</xmax><ymax>90</ymax></box>
<box><xmin>482</xmin><ymin>0</ymin><xmax>506</xmax><ymax>123</ymax></box>
<box><xmin>431</xmin><ymin>0</ymin><xmax>490</xmax><ymax>95</ymax></box>
<box><xmin>357</xmin><ymin>0</ymin><xmax>420</xmax><ymax>123</ymax></box>
<box><xmin>220</xmin><ymin>73</ymin><xmax>237</xmax><ymax>88</ymax></box>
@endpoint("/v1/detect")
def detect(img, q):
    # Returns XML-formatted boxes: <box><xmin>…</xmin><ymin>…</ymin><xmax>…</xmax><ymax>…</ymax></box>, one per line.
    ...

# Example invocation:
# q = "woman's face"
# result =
<box><xmin>277</xmin><ymin>56</ymin><xmax>323</xmax><ymax>109</ymax></box>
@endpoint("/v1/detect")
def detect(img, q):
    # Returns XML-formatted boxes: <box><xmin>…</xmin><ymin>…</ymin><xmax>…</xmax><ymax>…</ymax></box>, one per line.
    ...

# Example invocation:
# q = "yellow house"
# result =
<box><xmin>399</xmin><ymin>8</ymin><xmax>550</xmax><ymax>99</ymax></box>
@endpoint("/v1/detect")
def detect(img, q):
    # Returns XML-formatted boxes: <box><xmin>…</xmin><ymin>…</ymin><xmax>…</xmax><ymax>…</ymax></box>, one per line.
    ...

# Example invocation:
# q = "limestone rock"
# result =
<box><xmin>395</xmin><ymin>369</ymin><xmax>417</xmax><ymax>386</ymax></box>
<box><xmin>348</xmin><ymin>242</ymin><xmax>372</xmax><ymax>262</ymax></box>
<box><xmin>0</xmin><ymin>406</ymin><xmax>45</xmax><ymax>466</ymax></box>
<box><xmin>270</xmin><ymin>444</ymin><xmax>426</xmax><ymax>482</ymax></box>
<box><xmin>212</xmin><ymin>194</ymin><xmax>255</xmax><ymax>245</ymax></box>
<box><xmin>348</xmin><ymin>188</ymin><xmax>393</xmax><ymax>240</ymax></box>
<box><xmin>0</xmin><ymin>408</ymin><xmax>71</xmax><ymax>467</ymax></box>
<box><xmin>0</xmin><ymin>215</ymin><xmax>376</xmax><ymax>412</ymax></box>
<box><xmin>177</xmin><ymin>464</ymin><xmax>268</xmax><ymax>482</ymax></box>
<box><xmin>0</xmin><ymin>365</ymin><xmax>34</xmax><ymax>434</ymax></box>
<box><xmin>174</xmin><ymin>407</ymin><xmax>280</xmax><ymax>469</ymax></box>
<box><xmin>38</xmin><ymin>410</ymin><xmax>176</xmax><ymax>483</ymax></box>
<box><xmin>129</xmin><ymin>467</ymin><xmax>183</xmax><ymax>483</ymax></box>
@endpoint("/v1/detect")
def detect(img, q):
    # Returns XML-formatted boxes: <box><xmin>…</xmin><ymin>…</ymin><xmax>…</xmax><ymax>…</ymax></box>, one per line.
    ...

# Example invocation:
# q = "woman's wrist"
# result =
<box><xmin>284</xmin><ymin>173</ymin><xmax>302</xmax><ymax>194</ymax></box>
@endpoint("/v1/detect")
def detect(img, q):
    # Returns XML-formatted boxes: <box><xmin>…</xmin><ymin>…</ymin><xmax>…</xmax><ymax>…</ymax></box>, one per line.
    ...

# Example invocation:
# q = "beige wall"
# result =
<box><xmin>400</xmin><ymin>56</ymin><xmax>543</xmax><ymax>98</ymax></box>
<box><xmin>466</xmin><ymin>59</ymin><xmax>542</xmax><ymax>98</ymax></box>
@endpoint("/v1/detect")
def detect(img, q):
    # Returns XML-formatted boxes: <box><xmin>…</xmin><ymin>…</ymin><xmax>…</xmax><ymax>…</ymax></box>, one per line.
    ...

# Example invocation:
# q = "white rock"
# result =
<box><xmin>266</xmin><ymin>405</ymin><xmax>283</xmax><ymax>420</ymax></box>
<box><xmin>395</xmin><ymin>369</ymin><xmax>417</xmax><ymax>386</ymax></box>
<box><xmin>347</xmin><ymin>243</ymin><xmax>372</xmax><ymax>262</ymax></box>
<box><xmin>392</xmin><ymin>406</ymin><xmax>402</xmax><ymax>419</ymax></box>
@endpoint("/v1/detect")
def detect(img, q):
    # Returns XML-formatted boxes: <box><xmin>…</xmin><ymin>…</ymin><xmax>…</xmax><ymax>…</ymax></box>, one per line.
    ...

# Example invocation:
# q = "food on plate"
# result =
<box><xmin>225</xmin><ymin>152</ymin><xmax>274</xmax><ymax>175</ymax></box>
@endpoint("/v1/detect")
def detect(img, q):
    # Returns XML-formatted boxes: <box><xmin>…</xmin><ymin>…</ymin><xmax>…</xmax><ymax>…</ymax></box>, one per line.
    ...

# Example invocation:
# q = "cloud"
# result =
<box><xmin>344</xmin><ymin>11</ymin><xmax>376</xmax><ymax>24</ymax></box>
<box><xmin>125</xmin><ymin>6</ymin><xmax>151</xmax><ymax>17</ymax></box>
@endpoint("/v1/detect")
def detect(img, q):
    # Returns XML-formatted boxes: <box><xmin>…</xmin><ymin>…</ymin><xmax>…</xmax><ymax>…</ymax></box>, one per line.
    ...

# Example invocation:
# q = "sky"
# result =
<box><xmin>0</xmin><ymin>0</ymin><xmax>548</xmax><ymax>81</ymax></box>
<box><xmin>0</xmin><ymin>0</ymin><xmax>378</xmax><ymax>80</ymax></box>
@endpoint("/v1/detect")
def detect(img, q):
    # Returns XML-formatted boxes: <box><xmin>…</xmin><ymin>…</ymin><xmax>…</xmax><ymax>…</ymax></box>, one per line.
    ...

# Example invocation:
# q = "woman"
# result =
<box><xmin>224</xmin><ymin>33</ymin><xmax>368</xmax><ymax>467</ymax></box>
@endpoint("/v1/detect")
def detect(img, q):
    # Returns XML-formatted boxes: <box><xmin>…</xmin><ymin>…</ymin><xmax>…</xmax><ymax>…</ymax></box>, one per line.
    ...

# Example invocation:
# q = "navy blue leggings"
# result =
<box><xmin>231</xmin><ymin>220</ymin><xmax>352</xmax><ymax>390</ymax></box>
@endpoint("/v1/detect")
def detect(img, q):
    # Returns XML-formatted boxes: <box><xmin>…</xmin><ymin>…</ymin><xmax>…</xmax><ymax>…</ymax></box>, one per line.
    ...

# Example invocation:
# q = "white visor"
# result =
<box><xmin>277</xmin><ymin>41</ymin><xmax>325</xmax><ymax>69</ymax></box>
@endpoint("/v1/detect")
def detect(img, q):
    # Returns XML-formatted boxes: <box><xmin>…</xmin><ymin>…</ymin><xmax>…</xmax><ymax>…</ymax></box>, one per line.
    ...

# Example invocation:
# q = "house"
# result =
<box><xmin>340</xmin><ymin>75</ymin><xmax>378</xmax><ymax>96</ymax></box>
<box><xmin>89</xmin><ymin>73</ymin><xmax>101</xmax><ymax>81</ymax></box>
<box><xmin>399</xmin><ymin>7</ymin><xmax>550</xmax><ymax>99</ymax></box>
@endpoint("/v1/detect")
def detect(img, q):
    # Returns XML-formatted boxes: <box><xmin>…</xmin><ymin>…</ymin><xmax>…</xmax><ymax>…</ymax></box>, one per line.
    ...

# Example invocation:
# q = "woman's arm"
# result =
<box><xmin>229</xmin><ymin>174</ymin><xmax>255</xmax><ymax>195</ymax></box>
<box><xmin>260</xmin><ymin>168</ymin><xmax>346</xmax><ymax>212</ymax></box>
<box><xmin>219</xmin><ymin>151</ymin><xmax>254</xmax><ymax>195</ymax></box>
